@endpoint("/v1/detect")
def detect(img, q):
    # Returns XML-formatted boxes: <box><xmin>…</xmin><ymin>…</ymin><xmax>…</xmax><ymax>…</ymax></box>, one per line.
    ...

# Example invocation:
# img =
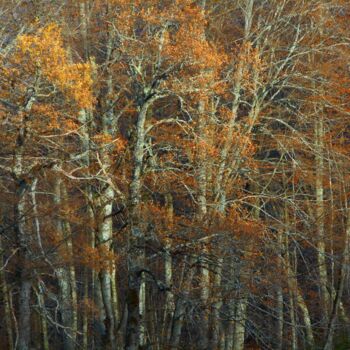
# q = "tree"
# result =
<box><xmin>1</xmin><ymin>1</ymin><xmax>350</xmax><ymax>349</ymax></box>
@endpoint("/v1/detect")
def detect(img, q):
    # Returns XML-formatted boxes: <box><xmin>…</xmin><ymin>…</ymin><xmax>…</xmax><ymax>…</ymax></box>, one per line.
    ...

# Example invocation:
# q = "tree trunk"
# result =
<box><xmin>54</xmin><ymin>178</ymin><xmax>75</xmax><ymax>350</ymax></box>
<box><xmin>315</xmin><ymin>117</ymin><xmax>330</xmax><ymax>321</ymax></box>
<box><xmin>98</xmin><ymin>185</ymin><xmax>117</xmax><ymax>349</ymax></box>
<box><xmin>276</xmin><ymin>230</ymin><xmax>284</xmax><ymax>350</ymax></box>
<box><xmin>0</xmin><ymin>235</ymin><xmax>14</xmax><ymax>350</ymax></box>
<box><xmin>276</xmin><ymin>286</ymin><xmax>284</xmax><ymax>350</ymax></box>
<box><xmin>35</xmin><ymin>287</ymin><xmax>49</xmax><ymax>350</ymax></box>
<box><xmin>163</xmin><ymin>247</ymin><xmax>174</xmax><ymax>344</ymax></box>
<box><xmin>323</xmin><ymin>203</ymin><xmax>350</xmax><ymax>350</ymax></box>
<box><xmin>82</xmin><ymin>266</ymin><xmax>89</xmax><ymax>350</ymax></box>
<box><xmin>209</xmin><ymin>257</ymin><xmax>223</xmax><ymax>350</ymax></box>
<box><xmin>77</xmin><ymin>106</ymin><xmax>93</xmax><ymax>349</ymax></box>
<box><xmin>126</xmin><ymin>97</ymin><xmax>157</xmax><ymax>350</ymax></box>
<box><xmin>197</xmin><ymin>100</ymin><xmax>210</xmax><ymax>350</ymax></box>
<box><xmin>15</xmin><ymin>184</ymin><xmax>32</xmax><ymax>350</ymax></box>
<box><xmin>162</xmin><ymin>194</ymin><xmax>175</xmax><ymax>346</ymax></box>
<box><xmin>111</xmin><ymin>261</ymin><xmax>121</xmax><ymax>342</ymax></box>
<box><xmin>170</xmin><ymin>256</ymin><xmax>195</xmax><ymax>350</ymax></box>
<box><xmin>61</xmin><ymin>183</ymin><xmax>78</xmax><ymax>344</ymax></box>
<box><xmin>232</xmin><ymin>295</ymin><xmax>248</xmax><ymax>350</ymax></box>
<box><xmin>289</xmin><ymin>288</ymin><xmax>297</xmax><ymax>350</ymax></box>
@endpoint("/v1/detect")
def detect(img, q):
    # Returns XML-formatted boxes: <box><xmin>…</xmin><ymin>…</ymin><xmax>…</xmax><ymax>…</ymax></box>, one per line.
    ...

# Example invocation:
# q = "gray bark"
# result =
<box><xmin>209</xmin><ymin>257</ymin><xmax>223</xmax><ymax>350</ymax></box>
<box><xmin>54</xmin><ymin>179</ymin><xmax>75</xmax><ymax>350</ymax></box>
<box><xmin>126</xmin><ymin>97</ymin><xmax>158</xmax><ymax>350</ymax></box>
<box><xmin>315</xmin><ymin>117</ymin><xmax>330</xmax><ymax>320</ymax></box>
<box><xmin>0</xmin><ymin>235</ymin><xmax>14</xmax><ymax>350</ymax></box>
<box><xmin>323</xmin><ymin>204</ymin><xmax>350</xmax><ymax>350</ymax></box>
<box><xmin>98</xmin><ymin>185</ymin><xmax>117</xmax><ymax>349</ymax></box>
<box><xmin>170</xmin><ymin>257</ymin><xmax>195</xmax><ymax>350</ymax></box>
<box><xmin>233</xmin><ymin>295</ymin><xmax>248</xmax><ymax>350</ymax></box>
<box><xmin>14</xmin><ymin>90</ymin><xmax>36</xmax><ymax>350</ymax></box>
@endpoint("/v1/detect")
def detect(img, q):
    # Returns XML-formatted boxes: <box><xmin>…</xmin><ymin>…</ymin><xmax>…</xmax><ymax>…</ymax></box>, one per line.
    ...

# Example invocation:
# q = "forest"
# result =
<box><xmin>0</xmin><ymin>0</ymin><xmax>350</xmax><ymax>349</ymax></box>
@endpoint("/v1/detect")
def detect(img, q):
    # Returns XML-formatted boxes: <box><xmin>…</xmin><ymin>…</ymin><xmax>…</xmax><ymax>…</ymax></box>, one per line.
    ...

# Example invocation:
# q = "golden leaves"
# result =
<box><xmin>231</xmin><ymin>41</ymin><xmax>266</xmax><ymax>93</ymax></box>
<box><xmin>15</xmin><ymin>23</ymin><xmax>93</xmax><ymax>109</ymax></box>
<box><xmin>92</xmin><ymin>134</ymin><xmax>127</xmax><ymax>153</ymax></box>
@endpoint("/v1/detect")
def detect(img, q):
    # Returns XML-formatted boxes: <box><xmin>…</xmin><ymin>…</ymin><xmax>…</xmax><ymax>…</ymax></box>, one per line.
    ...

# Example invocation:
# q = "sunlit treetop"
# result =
<box><xmin>11</xmin><ymin>23</ymin><xmax>93</xmax><ymax>109</ymax></box>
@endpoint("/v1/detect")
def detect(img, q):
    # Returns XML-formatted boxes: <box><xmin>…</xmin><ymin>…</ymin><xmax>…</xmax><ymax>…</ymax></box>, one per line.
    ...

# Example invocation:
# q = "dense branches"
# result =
<box><xmin>0</xmin><ymin>1</ymin><xmax>350</xmax><ymax>349</ymax></box>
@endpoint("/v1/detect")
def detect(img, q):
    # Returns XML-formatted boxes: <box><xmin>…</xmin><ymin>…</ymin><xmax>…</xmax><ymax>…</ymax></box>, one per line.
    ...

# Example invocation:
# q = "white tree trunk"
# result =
<box><xmin>54</xmin><ymin>179</ymin><xmax>75</xmax><ymax>350</ymax></box>
<box><xmin>126</xmin><ymin>97</ymin><xmax>157</xmax><ymax>350</ymax></box>
<box><xmin>315</xmin><ymin>117</ymin><xmax>330</xmax><ymax>320</ymax></box>
<box><xmin>98</xmin><ymin>186</ymin><xmax>117</xmax><ymax>349</ymax></box>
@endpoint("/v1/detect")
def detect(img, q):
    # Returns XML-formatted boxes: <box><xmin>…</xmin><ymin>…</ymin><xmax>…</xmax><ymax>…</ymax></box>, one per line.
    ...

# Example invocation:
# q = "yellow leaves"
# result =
<box><xmin>16</xmin><ymin>24</ymin><xmax>65</xmax><ymax>74</ymax></box>
<box><xmin>140</xmin><ymin>202</ymin><xmax>178</xmax><ymax>242</ymax></box>
<box><xmin>79</xmin><ymin>245</ymin><xmax>117</xmax><ymax>272</ymax></box>
<box><xmin>92</xmin><ymin>134</ymin><xmax>127</xmax><ymax>153</ymax></box>
<box><xmin>231</xmin><ymin>41</ymin><xmax>265</xmax><ymax>93</ymax></box>
<box><xmin>93</xmin><ymin>134</ymin><xmax>114</xmax><ymax>145</ymax></box>
<box><xmin>30</xmin><ymin>104</ymin><xmax>60</xmax><ymax>131</ymax></box>
<box><xmin>64</xmin><ymin>63</ymin><xmax>94</xmax><ymax>109</ymax></box>
<box><xmin>114</xmin><ymin>137</ymin><xmax>128</xmax><ymax>153</ymax></box>
<box><xmin>64</xmin><ymin>119</ymin><xmax>80</xmax><ymax>131</ymax></box>
<box><xmin>15</xmin><ymin>24</ymin><xmax>93</xmax><ymax>109</ymax></box>
<box><xmin>164</xmin><ymin>10</ymin><xmax>226</xmax><ymax>78</ymax></box>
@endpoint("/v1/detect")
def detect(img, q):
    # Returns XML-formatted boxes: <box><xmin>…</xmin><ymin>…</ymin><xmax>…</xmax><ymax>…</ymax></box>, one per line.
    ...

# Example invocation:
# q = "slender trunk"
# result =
<box><xmin>77</xmin><ymin>106</ymin><xmax>93</xmax><ymax>349</ymax></box>
<box><xmin>90</xmin><ymin>229</ymin><xmax>105</xmax><ymax>350</ymax></box>
<box><xmin>56</xmin><ymin>268</ymin><xmax>74</xmax><ymax>349</ymax></box>
<box><xmin>147</xmin><ymin>289</ymin><xmax>158</xmax><ymax>349</ymax></box>
<box><xmin>285</xmin><ymin>172</ymin><xmax>315</xmax><ymax>349</ymax></box>
<box><xmin>285</xmin><ymin>235</ymin><xmax>298</xmax><ymax>350</ymax></box>
<box><xmin>162</xmin><ymin>194</ymin><xmax>175</xmax><ymax>346</ymax></box>
<box><xmin>126</xmin><ymin>97</ymin><xmax>157</xmax><ymax>350</ymax></box>
<box><xmin>276</xmin><ymin>230</ymin><xmax>284</xmax><ymax>350</ymax></box>
<box><xmin>13</xmin><ymin>86</ymin><xmax>36</xmax><ymax>350</ymax></box>
<box><xmin>35</xmin><ymin>287</ymin><xmax>49</xmax><ymax>350</ymax></box>
<box><xmin>97</xmin><ymin>188</ymin><xmax>117</xmax><ymax>348</ymax></box>
<box><xmin>61</xmin><ymin>184</ymin><xmax>78</xmax><ymax>343</ymax></box>
<box><xmin>15</xmin><ymin>185</ymin><xmax>32</xmax><ymax>350</ymax></box>
<box><xmin>214</xmin><ymin>0</ymin><xmax>255</xmax><ymax>205</ymax></box>
<box><xmin>98</xmin><ymin>185</ymin><xmax>117</xmax><ymax>349</ymax></box>
<box><xmin>276</xmin><ymin>286</ymin><xmax>284</xmax><ymax>350</ymax></box>
<box><xmin>99</xmin><ymin>269</ymin><xmax>116</xmax><ymax>349</ymax></box>
<box><xmin>233</xmin><ymin>295</ymin><xmax>248</xmax><ymax>350</ymax></box>
<box><xmin>197</xmin><ymin>100</ymin><xmax>210</xmax><ymax>350</ymax></box>
<box><xmin>296</xmin><ymin>287</ymin><xmax>314</xmax><ymax>348</ymax></box>
<box><xmin>82</xmin><ymin>267</ymin><xmax>89</xmax><ymax>350</ymax></box>
<box><xmin>30</xmin><ymin>180</ymin><xmax>50</xmax><ymax>350</ymax></box>
<box><xmin>225</xmin><ymin>321</ymin><xmax>234</xmax><ymax>350</ymax></box>
<box><xmin>54</xmin><ymin>179</ymin><xmax>75</xmax><ymax>350</ymax></box>
<box><xmin>323</xmin><ymin>276</ymin><xmax>344</xmax><ymax>350</ymax></box>
<box><xmin>79</xmin><ymin>1</ymin><xmax>89</xmax><ymax>60</ymax></box>
<box><xmin>285</xmin><ymin>236</ymin><xmax>314</xmax><ymax>349</ymax></box>
<box><xmin>170</xmin><ymin>256</ymin><xmax>195</xmax><ymax>350</ymax></box>
<box><xmin>209</xmin><ymin>257</ymin><xmax>223</xmax><ymax>350</ymax></box>
<box><xmin>231</xmin><ymin>174</ymin><xmax>259</xmax><ymax>350</ymax></box>
<box><xmin>139</xmin><ymin>272</ymin><xmax>146</xmax><ymax>347</ymax></box>
<box><xmin>94</xmin><ymin>273</ymin><xmax>106</xmax><ymax>348</ymax></box>
<box><xmin>17</xmin><ymin>279</ymin><xmax>32</xmax><ymax>350</ymax></box>
<box><xmin>289</xmin><ymin>289</ymin><xmax>298</xmax><ymax>350</ymax></box>
<box><xmin>323</xmin><ymin>203</ymin><xmax>350</xmax><ymax>350</ymax></box>
<box><xmin>111</xmin><ymin>261</ymin><xmax>120</xmax><ymax>342</ymax></box>
<box><xmin>163</xmin><ymin>247</ymin><xmax>175</xmax><ymax>343</ymax></box>
<box><xmin>0</xmin><ymin>236</ymin><xmax>14</xmax><ymax>350</ymax></box>
<box><xmin>224</xmin><ymin>259</ymin><xmax>236</xmax><ymax>350</ymax></box>
<box><xmin>315</xmin><ymin>117</ymin><xmax>330</xmax><ymax>321</ymax></box>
